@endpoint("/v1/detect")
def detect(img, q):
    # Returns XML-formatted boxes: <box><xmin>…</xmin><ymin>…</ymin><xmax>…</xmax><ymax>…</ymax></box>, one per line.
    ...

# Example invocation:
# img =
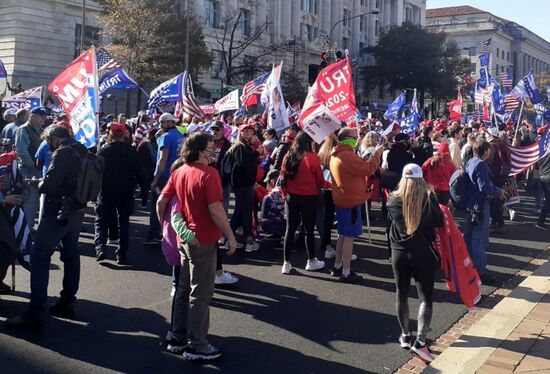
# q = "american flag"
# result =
<box><xmin>509</xmin><ymin>128</ymin><xmax>550</xmax><ymax>175</ymax></box>
<box><xmin>481</xmin><ymin>38</ymin><xmax>492</xmax><ymax>54</ymax></box>
<box><xmin>175</xmin><ymin>71</ymin><xmax>204</xmax><ymax>120</ymax></box>
<box><xmin>500</xmin><ymin>71</ymin><xmax>513</xmax><ymax>88</ymax></box>
<box><xmin>96</xmin><ymin>48</ymin><xmax>120</xmax><ymax>71</ymax></box>
<box><xmin>240</xmin><ymin>72</ymin><xmax>270</xmax><ymax>106</ymax></box>
<box><xmin>474</xmin><ymin>87</ymin><xmax>491</xmax><ymax>104</ymax></box>
<box><xmin>503</xmin><ymin>93</ymin><xmax>521</xmax><ymax>112</ymax></box>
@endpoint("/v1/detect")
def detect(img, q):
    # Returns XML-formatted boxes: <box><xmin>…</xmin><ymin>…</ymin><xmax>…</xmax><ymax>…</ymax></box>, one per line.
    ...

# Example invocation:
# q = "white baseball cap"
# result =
<box><xmin>402</xmin><ymin>163</ymin><xmax>423</xmax><ymax>179</ymax></box>
<box><xmin>485</xmin><ymin>127</ymin><xmax>499</xmax><ymax>137</ymax></box>
<box><xmin>159</xmin><ymin>112</ymin><xmax>178</xmax><ymax>122</ymax></box>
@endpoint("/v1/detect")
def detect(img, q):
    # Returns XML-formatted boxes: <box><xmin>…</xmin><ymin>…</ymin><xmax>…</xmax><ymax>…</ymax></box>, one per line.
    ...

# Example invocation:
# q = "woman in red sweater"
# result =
<box><xmin>281</xmin><ymin>131</ymin><xmax>331</xmax><ymax>274</ymax></box>
<box><xmin>421</xmin><ymin>142</ymin><xmax>457</xmax><ymax>205</ymax></box>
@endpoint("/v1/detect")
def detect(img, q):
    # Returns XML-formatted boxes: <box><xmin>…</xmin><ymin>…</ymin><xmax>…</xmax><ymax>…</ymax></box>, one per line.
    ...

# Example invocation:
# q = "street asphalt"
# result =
<box><xmin>0</xmin><ymin>190</ymin><xmax>548</xmax><ymax>374</ymax></box>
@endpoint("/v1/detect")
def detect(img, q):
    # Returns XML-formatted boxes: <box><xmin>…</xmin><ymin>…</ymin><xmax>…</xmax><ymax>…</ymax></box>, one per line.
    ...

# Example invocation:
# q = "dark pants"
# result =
<box><xmin>316</xmin><ymin>190</ymin><xmax>335</xmax><ymax>251</ymax></box>
<box><xmin>148</xmin><ymin>177</ymin><xmax>167</xmax><ymax>240</ymax></box>
<box><xmin>94</xmin><ymin>197</ymin><xmax>133</xmax><ymax>256</ymax></box>
<box><xmin>29</xmin><ymin>210</ymin><xmax>84</xmax><ymax>312</ymax></box>
<box><xmin>283</xmin><ymin>194</ymin><xmax>318</xmax><ymax>262</ymax></box>
<box><xmin>538</xmin><ymin>176</ymin><xmax>550</xmax><ymax>225</ymax></box>
<box><xmin>167</xmin><ymin>243</ymin><xmax>217</xmax><ymax>348</ymax></box>
<box><xmin>230</xmin><ymin>185</ymin><xmax>254</xmax><ymax>238</ymax></box>
<box><xmin>490</xmin><ymin>178</ymin><xmax>506</xmax><ymax>226</ymax></box>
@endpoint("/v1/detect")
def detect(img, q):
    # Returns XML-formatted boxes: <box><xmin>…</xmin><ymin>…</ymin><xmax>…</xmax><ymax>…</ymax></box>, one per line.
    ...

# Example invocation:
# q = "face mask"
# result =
<box><xmin>340</xmin><ymin>138</ymin><xmax>357</xmax><ymax>149</ymax></box>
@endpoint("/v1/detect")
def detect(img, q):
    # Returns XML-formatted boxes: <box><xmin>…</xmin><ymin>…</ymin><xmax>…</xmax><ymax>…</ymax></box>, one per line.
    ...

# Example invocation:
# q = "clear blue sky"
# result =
<box><xmin>427</xmin><ymin>0</ymin><xmax>550</xmax><ymax>43</ymax></box>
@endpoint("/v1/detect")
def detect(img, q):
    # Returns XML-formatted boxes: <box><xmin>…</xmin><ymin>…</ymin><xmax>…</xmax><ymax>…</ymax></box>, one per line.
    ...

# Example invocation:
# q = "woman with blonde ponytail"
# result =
<box><xmin>387</xmin><ymin>164</ymin><xmax>443</xmax><ymax>364</ymax></box>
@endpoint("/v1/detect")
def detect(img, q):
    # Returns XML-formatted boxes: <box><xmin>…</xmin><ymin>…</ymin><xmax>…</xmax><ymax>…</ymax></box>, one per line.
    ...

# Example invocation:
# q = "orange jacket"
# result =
<box><xmin>329</xmin><ymin>144</ymin><xmax>381</xmax><ymax>208</ymax></box>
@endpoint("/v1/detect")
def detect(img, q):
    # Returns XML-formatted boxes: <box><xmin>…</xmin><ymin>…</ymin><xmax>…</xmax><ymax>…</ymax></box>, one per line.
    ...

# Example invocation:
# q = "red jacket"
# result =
<box><xmin>283</xmin><ymin>152</ymin><xmax>331</xmax><ymax>196</ymax></box>
<box><xmin>422</xmin><ymin>144</ymin><xmax>456</xmax><ymax>192</ymax></box>
<box><xmin>433</xmin><ymin>205</ymin><xmax>481</xmax><ymax>309</ymax></box>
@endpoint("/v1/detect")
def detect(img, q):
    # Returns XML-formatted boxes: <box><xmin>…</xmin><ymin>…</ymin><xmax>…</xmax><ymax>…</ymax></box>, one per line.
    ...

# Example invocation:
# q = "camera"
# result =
<box><xmin>56</xmin><ymin>196</ymin><xmax>71</xmax><ymax>224</ymax></box>
<box><xmin>469</xmin><ymin>205</ymin><xmax>482</xmax><ymax>226</ymax></box>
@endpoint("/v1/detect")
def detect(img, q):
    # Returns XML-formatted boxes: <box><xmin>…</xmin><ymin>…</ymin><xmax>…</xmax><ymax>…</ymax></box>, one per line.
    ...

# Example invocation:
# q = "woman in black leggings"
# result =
<box><xmin>281</xmin><ymin>131</ymin><xmax>330</xmax><ymax>274</ymax></box>
<box><xmin>387</xmin><ymin>163</ymin><xmax>443</xmax><ymax>364</ymax></box>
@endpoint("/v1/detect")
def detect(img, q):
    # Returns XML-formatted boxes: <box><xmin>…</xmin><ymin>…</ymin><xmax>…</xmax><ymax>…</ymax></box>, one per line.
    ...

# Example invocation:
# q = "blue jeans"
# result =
<box><xmin>29</xmin><ymin>210</ymin><xmax>84</xmax><ymax>312</ymax></box>
<box><xmin>463</xmin><ymin>202</ymin><xmax>490</xmax><ymax>275</ymax></box>
<box><xmin>20</xmin><ymin>166</ymin><xmax>41</xmax><ymax>229</ymax></box>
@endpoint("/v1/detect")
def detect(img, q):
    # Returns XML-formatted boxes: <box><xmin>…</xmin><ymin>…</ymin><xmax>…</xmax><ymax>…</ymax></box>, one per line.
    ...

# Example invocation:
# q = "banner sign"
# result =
<box><xmin>302</xmin><ymin>104</ymin><xmax>341</xmax><ymax>144</ymax></box>
<box><xmin>215</xmin><ymin>89</ymin><xmax>239</xmax><ymax>113</ymax></box>
<box><xmin>200</xmin><ymin>104</ymin><xmax>215</xmax><ymax>115</ymax></box>
<box><xmin>261</xmin><ymin>62</ymin><xmax>290</xmax><ymax>132</ymax></box>
<box><xmin>2</xmin><ymin>86</ymin><xmax>44</xmax><ymax>110</ymax></box>
<box><xmin>48</xmin><ymin>48</ymin><xmax>99</xmax><ymax>148</ymax></box>
<box><xmin>504</xmin><ymin>176</ymin><xmax>520</xmax><ymax>206</ymax></box>
<box><xmin>98</xmin><ymin>67</ymin><xmax>139</xmax><ymax>95</ymax></box>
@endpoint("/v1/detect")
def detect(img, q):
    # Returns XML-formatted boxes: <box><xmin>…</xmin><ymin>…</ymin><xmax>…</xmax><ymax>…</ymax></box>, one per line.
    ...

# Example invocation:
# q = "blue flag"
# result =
<box><xmin>98</xmin><ymin>67</ymin><xmax>139</xmax><ymax>95</ymax></box>
<box><xmin>384</xmin><ymin>91</ymin><xmax>406</xmax><ymax>121</ymax></box>
<box><xmin>491</xmin><ymin>84</ymin><xmax>505</xmax><ymax>114</ymax></box>
<box><xmin>398</xmin><ymin>89</ymin><xmax>419</xmax><ymax>137</ymax></box>
<box><xmin>0</xmin><ymin>59</ymin><xmax>6</xmax><ymax>78</ymax></box>
<box><xmin>479</xmin><ymin>53</ymin><xmax>490</xmax><ymax>68</ymax></box>
<box><xmin>147</xmin><ymin>73</ymin><xmax>184</xmax><ymax>109</ymax></box>
<box><xmin>510</xmin><ymin>71</ymin><xmax>542</xmax><ymax>105</ymax></box>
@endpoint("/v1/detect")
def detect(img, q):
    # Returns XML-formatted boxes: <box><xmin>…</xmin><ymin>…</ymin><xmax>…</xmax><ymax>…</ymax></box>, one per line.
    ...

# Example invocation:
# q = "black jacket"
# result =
<box><xmin>539</xmin><ymin>152</ymin><xmax>550</xmax><ymax>178</ymax></box>
<box><xmin>230</xmin><ymin>141</ymin><xmax>258</xmax><ymax>187</ymax></box>
<box><xmin>272</xmin><ymin>143</ymin><xmax>290</xmax><ymax>171</ymax></box>
<box><xmin>213</xmin><ymin>137</ymin><xmax>231</xmax><ymax>176</ymax></box>
<box><xmin>39</xmin><ymin>139</ymin><xmax>88</xmax><ymax>217</ymax></box>
<box><xmin>387</xmin><ymin>193</ymin><xmax>443</xmax><ymax>251</ymax></box>
<box><xmin>98</xmin><ymin>141</ymin><xmax>145</xmax><ymax>200</ymax></box>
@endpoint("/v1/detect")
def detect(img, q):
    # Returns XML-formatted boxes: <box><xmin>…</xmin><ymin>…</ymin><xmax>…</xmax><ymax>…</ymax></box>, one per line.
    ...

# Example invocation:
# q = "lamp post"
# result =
<box><xmin>184</xmin><ymin>0</ymin><xmax>190</xmax><ymax>71</ymax></box>
<box><xmin>328</xmin><ymin>9</ymin><xmax>380</xmax><ymax>49</ymax></box>
<box><xmin>81</xmin><ymin>0</ymin><xmax>86</xmax><ymax>54</ymax></box>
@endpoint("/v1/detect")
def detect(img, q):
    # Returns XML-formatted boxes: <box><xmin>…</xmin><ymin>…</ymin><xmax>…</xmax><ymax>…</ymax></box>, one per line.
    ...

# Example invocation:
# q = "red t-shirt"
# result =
<box><xmin>283</xmin><ymin>152</ymin><xmax>331</xmax><ymax>196</ymax></box>
<box><xmin>161</xmin><ymin>163</ymin><xmax>223</xmax><ymax>244</ymax></box>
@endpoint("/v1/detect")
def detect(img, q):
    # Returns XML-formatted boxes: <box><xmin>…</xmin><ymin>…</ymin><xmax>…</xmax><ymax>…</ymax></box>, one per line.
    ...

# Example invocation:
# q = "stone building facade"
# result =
<box><xmin>426</xmin><ymin>6</ymin><xmax>550</xmax><ymax>86</ymax></box>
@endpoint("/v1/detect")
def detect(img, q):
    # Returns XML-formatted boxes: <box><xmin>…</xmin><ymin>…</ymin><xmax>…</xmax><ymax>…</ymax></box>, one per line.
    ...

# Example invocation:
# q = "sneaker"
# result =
<box><xmin>509</xmin><ymin>209</ymin><xmax>516</xmax><ymax>221</ymax></box>
<box><xmin>170</xmin><ymin>286</ymin><xmax>176</xmax><ymax>297</ymax></box>
<box><xmin>339</xmin><ymin>271</ymin><xmax>363</xmax><ymax>284</ymax></box>
<box><xmin>324</xmin><ymin>246</ymin><xmax>336</xmax><ymax>259</ymax></box>
<box><xmin>49</xmin><ymin>300</ymin><xmax>74</xmax><ymax>319</ymax></box>
<box><xmin>480</xmin><ymin>273</ymin><xmax>497</xmax><ymax>285</ymax></box>
<box><xmin>107</xmin><ymin>239</ymin><xmax>120</xmax><ymax>246</ymax></box>
<box><xmin>281</xmin><ymin>261</ymin><xmax>292</xmax><ymax>274</ymax></box>
<box><xmin>96</xmin><ymin>250</ymin><xmax>106</xmax><ymax>262</ymax></box>
<box><xmin>330</xmin><ymin>266</ymin><xmax>342</xmax><ymax>277</ymax></box>
<box><xmin>235</xmin><ymin>241</ymin><xmax>246</xmax><ymax>249</ymax></box>
<box><xmin>116</xmin><ymin>254</ymin><xmax>127</xmax><ymax>265</ymax></box>
<box><xmin>535</xmin><ymin>223</ymin><xmax>548</xmax><ymax>230</ymax></box>
<box><xmin>167</xmin><ymin>338</ymin><xmax>187</xmax><ymax>354</ymax></box>
<box><xmin>399</xmin><ymin>334</ymin><xmax>412</xmax><ymax>349</ymax></box>
<box><xmin>183</xmin><ymin>344</ymin><xmax>222</xmax><ymax>361</ymax></box>
<box><xmin>218</xmin><ymin>237</ymin><xmax>227</xmax><ymax>247</ymax></box>
<box><xmin>245</xmin><ymin>239</ymin><xmax>259</xmax><ymax>252</ymax></box>
<box><xmin>351</xmin><ymin>254</ymin><xmax>358</xmax><ymax>261</ymax></box>
<box><xmin>305</xmin><ymin>258</ymin><xmax>325</xmax><ymax>271</ymax></box>
<box><xmin>411</xmin><ymin>341</ymin><xmax>434</xmax><ymax>364</ymax></box>
<box><xmin>215</xmin><ymin>271</ymin><xmax>239</xmax><ymax>285</ymax></box>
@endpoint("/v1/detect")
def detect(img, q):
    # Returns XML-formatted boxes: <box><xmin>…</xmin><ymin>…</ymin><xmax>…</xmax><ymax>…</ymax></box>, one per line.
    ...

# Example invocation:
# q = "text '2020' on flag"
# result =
<box><xmin>300</xmin><ymin>51</ymin><xmax>356</xmax><ymax>124</ymax></box>
<box><xmin>48</xmin><ymin>48</ymin><xmax>99</xmax><ymax>148</ymax></box>
<box><xmin>1</xmin><ymin>86</ymin><xmax>43</xmax><ymax>110</ymax></box>
<box><xmin>261</xmin><ymin>61</ymin><xmax>290</xmax><ymax>132</ymax></box>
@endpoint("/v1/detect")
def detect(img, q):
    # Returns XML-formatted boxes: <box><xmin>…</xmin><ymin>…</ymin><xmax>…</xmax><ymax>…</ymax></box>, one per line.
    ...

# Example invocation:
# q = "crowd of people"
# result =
<box><xmin>0</xmin><ymin>104</ymin><xmax>549</xmax><ymax>363</ymax></box>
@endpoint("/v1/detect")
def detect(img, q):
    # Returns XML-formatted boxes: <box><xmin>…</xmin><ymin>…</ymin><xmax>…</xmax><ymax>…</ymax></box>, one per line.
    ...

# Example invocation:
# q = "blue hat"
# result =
<box><xmin>30</xmin><ymin>106</ymin><xmax>48</xmax><ymax>116</ymax></box>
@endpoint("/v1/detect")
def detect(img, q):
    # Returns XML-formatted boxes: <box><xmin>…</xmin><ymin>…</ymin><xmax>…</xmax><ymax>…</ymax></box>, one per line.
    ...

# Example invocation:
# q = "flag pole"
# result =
<box><xmin>513</xmin><ymin>101</ymin><xmax>525</xmax><ymax>142</ymax></box>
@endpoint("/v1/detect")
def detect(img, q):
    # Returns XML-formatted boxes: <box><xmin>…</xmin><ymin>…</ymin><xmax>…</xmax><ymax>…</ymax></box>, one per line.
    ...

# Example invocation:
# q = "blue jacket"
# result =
<box><xmin>466</xmin><ymin>157</ymin><xmax>502</xmax><ymax>209</ymax></box>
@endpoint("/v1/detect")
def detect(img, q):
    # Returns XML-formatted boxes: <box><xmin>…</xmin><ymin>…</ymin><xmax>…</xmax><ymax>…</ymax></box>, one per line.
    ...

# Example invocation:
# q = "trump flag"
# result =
<box><xmin>48</xmin><ymin>48</ymin><xmax>100</xmax><ymax>148</ymax></box>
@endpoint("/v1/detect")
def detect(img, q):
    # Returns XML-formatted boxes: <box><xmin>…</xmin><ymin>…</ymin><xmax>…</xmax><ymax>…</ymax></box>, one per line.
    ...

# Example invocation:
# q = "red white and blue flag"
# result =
<box><xmin>503</xmin><ymin>94</ymin><xmax>521</xmax><ymax>112</ymax></box>
<box><xmin>481</xmin><ymin>38</ymin><xmax>492</xmax><ymax>54</ymax></box>
<box><xmin>240</xmin><ymin>72</ymin><xmax>270</xmax><ymax>107</ymax></box>
<box><xmin>500</xmin><ymin>71</ymin><xmax>513</xmax><ymax>89</ymax></box>
<box><xmin>96</xmin><ymin>48</ymin><xmax>120</xmax><ymax>71</ymax></box>
<box><xmin>509</xmin><ymin>127</ymin><xmax>550</xmax><ymax>175</ymax></box>
<box><xmin>175</xmin><ymin>71</ymin><xmax>204</xmax><ymax>120</ymax></box>
<box><xmin>0</xmin><ymin>58</ymin><xmax>7</xmax><ymax>78</ymax></box>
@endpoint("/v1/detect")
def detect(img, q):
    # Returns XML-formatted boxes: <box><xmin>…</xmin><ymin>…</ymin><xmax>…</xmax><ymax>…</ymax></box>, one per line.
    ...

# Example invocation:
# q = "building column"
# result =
<box><xmin>383</xmin><ymin>0</ymin><xmax>391</xmax><ymax>26</ymax></box>
<box><xmin>396</xmin><ymin>0</ymin><xmax>404</xmax><ymax>26</ymax></box>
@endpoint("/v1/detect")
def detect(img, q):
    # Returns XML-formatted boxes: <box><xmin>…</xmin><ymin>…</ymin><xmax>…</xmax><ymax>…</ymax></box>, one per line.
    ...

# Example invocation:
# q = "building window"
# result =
<box><xmin>359</xmin><ymin>42</ymin><xmax>365</xmax><ymax>55</ymax></box>
<box><xmin>302</xmin><ymin>0</ymin><xmax>319</xmax><ymax>14</ymax></box>
<box><xmin>375</xmin><ymin>19</ymin><xmax>381</xmax><ymax>36</ymax></box>
<box><xmin>361</xmin><ymin>0</ymin><xmax>366</xmax><ymax>6</ymax></box>
<box><xmin>501</xmin><ymin>50</ymin><xmax>505</xmax><ymax>59</ymax></box>
<box><xmin>301</xmin><ymin>23</ymin><xmax>314</xmax><ymax>41</ymax></box>
<box><xmin>507</xmin><ymin>52</ymin><xmax>510</xmax><ymax>62</ymax></box>
<box><xmin>74</xmin><ymin>24</ymin><xmax>101</xmax><ymax>57</ymax></box>
<box><xmin>205</xmin><ymin>0</ymin><xmax>220</xmax><ymax>28</ymax></box>
<box><xmin>343</xmin><ymin>8</ymin><xmax>351</xmax><ymax>27</ymax></box>
<box><xmin>360</xmin><ymin>15</ymin><xmax>365</xmax><ymax>32</ymax></box>
<box><xmin>450</xmin><ymin>17</ymin><xmax>458</xmax><ymax>25</ymax></box>
<box><xmin>468</xmin><ymin>47</ymin><xmax>477</xmax><ymax>56</ymax></box>
<box><xmin>375</xmin><ymin>0</ymin><xmax>380</xmax><ymax>10</ymax></box>
<box><xmin>211</xmin><ymin>50</ymin><xmax>223</xmax><ymax>79</ymax></box>
<box><xmin>239</xmin><ymin>9</ymin><xmax>251</xmax><ymax>36</ymax></box>
<box><xmin>467</xmin><ymin>17</ymin><xmax>476</xmax><ymax>26</ymax></box>
<box><xmin>470</xmin><ymin>63</ymin><xmax>476</xmax><ymax>74</ymax></box>
<box><xmin>501</xmin><ymin>66</ymin><xmax>505</xmax><ymax>73</ymax></box>
<box><xmin>342</xmin><ymin>37</ymin><xmax>349</xmax><ymax>50</ymax></box>
<box><xmin>496</xmin><ymin>64</ymin><xmax>499</xmax><ymax>73</ymax></box>
<box><xmin>406</xmin><ymin>8</ymin><xmax>413</xmax><ymax>22</ymax></box>
<box><xmin>496</xmin><ymin>48</ymin><xmax>499</xmax><ymax>58</ymax></box>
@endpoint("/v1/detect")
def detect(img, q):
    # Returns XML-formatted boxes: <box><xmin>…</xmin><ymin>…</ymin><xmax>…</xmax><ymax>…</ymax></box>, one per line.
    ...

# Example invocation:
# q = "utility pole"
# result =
<box><xmin>81</xmin><ymin>0</ymin><xmax>86</xmax><ymax>54</ymax></box>
<box><xmin>184</xmin><ymin>0</ymin><xmax>190</xmax><ymax>71</ymax></box>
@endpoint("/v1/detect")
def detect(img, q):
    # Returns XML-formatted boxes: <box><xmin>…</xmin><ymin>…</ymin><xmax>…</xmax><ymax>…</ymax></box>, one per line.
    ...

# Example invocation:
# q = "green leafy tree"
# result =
<box><xmin>362</xmin><ymin>23</ymin><xmax>470</xmax><ymax>110</ymax></box>
<box><xmin>97</xmin><ymin>0</ymin><xmax>212</xmax><ymax>88</ymax></box>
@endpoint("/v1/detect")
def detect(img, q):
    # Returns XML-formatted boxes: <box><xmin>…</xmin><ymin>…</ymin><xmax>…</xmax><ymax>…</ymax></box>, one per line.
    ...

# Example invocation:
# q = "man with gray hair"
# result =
<box><xmin>1</xmin><ymin>108</ymin><xmax>29</xmax><ymax>151</ymax></box>
<box><xmin>7</xmin><ymin>125</ymin><xmax>88</xmax><ymax>327</ymax></box>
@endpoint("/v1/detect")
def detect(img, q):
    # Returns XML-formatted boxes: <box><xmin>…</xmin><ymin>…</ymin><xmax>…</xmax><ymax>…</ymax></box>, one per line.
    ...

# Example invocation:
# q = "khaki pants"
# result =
<box><xmin>167</xmin><ymin>243</ymin><xmax>217</xmax><ymax>348</ymax></box>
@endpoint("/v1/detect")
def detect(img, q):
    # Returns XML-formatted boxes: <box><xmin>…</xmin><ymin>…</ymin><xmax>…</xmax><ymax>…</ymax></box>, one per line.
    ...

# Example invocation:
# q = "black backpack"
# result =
<box><xmin>449</xmin><ymin>168</ymin><xmax>474</xmax><ymax>210</ymax></box>
<box><xmin>219</xmin><ymin>151</ymin><xmax>235</xmax><ymax>186</ymax></box>
<box><xmin>71</xmin><ymin>147</ymin><xmax>105</xmax><ymax>205</ymax></box>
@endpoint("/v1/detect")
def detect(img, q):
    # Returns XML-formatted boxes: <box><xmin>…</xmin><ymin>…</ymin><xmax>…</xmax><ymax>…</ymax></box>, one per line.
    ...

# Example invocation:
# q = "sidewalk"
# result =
<box><xmin>400</xmin><ymin>248</ymin><xmax>550</xmax><ymax>374</ymax></box>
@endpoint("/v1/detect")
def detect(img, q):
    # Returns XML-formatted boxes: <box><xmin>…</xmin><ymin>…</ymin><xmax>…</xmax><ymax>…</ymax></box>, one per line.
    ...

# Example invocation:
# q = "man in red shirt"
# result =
<box><xmin>156</xmin><ymin>132</ymin><xmax>237</xmax><ymax>360</ymax></box>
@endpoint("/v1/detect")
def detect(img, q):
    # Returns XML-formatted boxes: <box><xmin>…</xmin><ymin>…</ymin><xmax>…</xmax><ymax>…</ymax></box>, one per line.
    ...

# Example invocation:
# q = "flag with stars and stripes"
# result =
<box><xmin>509</xmin><ymin>127</ymin><xmax>549</xmax><ymax>175</ymax></box>
<box><xmin>175</xmin><ymin>71</ymin><xmax>204</xmax><ymax>120</ymax></box>
<box><xmin>481</xmin><ymin>38</ymin><xmax>492</xmax><ymax>54</ymax></box>
<box><xmin>503</xmin><ymin>94</ymin><xmax>521</xmax><ymax>112</ymax></box>
<box><xmin>500</xmin><ymin>71</ymin><xmax>513</xmax><ymax>89</ymax></box>
<box><xmin>240</xmin><ymin>71</ymin><xmax>270</xmax><ymax>107</ymax></box>
<box><xmin>96</xmin><ymin>48</ymin><xmax>120</xmax><ymax>71</ymax></box>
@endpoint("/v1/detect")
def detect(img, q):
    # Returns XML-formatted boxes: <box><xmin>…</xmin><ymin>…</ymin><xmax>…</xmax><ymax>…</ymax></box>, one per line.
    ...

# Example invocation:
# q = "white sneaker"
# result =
<box><xmin>509</xmin><ymin>209</ymin><xmax>516</xmax><ymax>221</ymax></box>
<box><xmin>107</xmin><ymin>239</ymin><xmax>120</xmax><ymax>246</ymax></box>
<box><xmin>245</xmin><ymin>240</ymin><xmax>259</xmax><ymax>252</ymax></box>
<box><xmin>351</xmin><ymin>254</ymin><xmax>357</xmax><ymax>261</ymax></box>
<box><xmin>281</xmin><ymin>261</ymin><xmax>292</xmax><ymax>274</ymax></box>
<box><xmin>215</xmin><ymin>271</ymin><xmax>239</xmax><ymax>285</ymax></box>
<box><xmin>305</xmin><ymin>258</ymin><xmax>325</xmax><ymax>271</ymax></box>
<box><xmin>170</xmin><ymin>286</ymin><xmax>176</xmax><ymax>297</ymax></box>
<box><xmin>324</xmin><ymin>246</ymin><xmax>336</xmax><ymax>259</ymax></box>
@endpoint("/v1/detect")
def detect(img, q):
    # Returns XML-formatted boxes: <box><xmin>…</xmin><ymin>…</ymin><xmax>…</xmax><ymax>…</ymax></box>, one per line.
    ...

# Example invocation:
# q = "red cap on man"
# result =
<box><xmin>110</xmin><ymin>122</ymin><xmax>129</xmax><ymax>137</ymax></box>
